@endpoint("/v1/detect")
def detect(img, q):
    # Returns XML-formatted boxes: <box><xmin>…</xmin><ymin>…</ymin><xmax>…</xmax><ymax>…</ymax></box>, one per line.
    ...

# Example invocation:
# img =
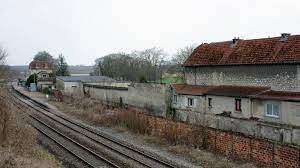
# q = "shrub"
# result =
<box><xmin>43</xmin><ymin>87</ymin><xmax>50</xmax><ymax>95</ymax></box>
<box><xmin>26</xmin><ymin>74</ymin><xmax>38</xmax><ymax>87</ymax></box>
<box><xmin>139</xmin><ymin>76</ymin><xmax>147</xmax><ymax>83</ymax></box>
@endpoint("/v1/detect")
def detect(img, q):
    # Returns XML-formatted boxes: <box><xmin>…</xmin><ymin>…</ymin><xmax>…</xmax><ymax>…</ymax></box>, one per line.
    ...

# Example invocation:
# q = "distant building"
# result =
<box><xmin>56</xmin><ymin>76</ymin><xmax>115</xmax><ymax>96</ymax></box>
<box><xmin>28</xmin><ymin>60</ymin><xmax>53</xmax><ymax>77</ymax></box>
<box><xmin>28</xmin><ymin>60</ymin><xmax>53</xmax><ymax>91</ymax></box>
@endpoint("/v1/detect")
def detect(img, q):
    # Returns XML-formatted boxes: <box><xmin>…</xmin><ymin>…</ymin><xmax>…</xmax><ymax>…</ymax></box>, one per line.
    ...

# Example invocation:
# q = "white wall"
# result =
<box><xmin>63</xmin><ymin>82</ymin><xmax>83</xmax><ymax>96</ymax></box>
<box><xmin>287</xmin><ymin>102</ymin><xmax>300</xmax><ymax>127</ymax></box>
<box><xmin>206</xmin><ymin>95</ymin><xmax>252</xmax><ymax>119</ymax></box>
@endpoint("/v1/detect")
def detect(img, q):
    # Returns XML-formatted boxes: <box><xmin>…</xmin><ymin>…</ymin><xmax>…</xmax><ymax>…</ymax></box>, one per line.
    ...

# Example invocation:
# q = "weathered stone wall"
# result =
<box><xmin>185</xmin><ymin>64</ymin><xmax>299</xmax><ymax>91</ymax></box>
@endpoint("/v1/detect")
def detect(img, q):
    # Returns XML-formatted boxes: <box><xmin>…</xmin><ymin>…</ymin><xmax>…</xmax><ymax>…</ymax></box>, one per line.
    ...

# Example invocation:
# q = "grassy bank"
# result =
<box><xmin>0</xmin><ymin>89</ymin><xmax>61</xmax><ymax>168</ymax></box>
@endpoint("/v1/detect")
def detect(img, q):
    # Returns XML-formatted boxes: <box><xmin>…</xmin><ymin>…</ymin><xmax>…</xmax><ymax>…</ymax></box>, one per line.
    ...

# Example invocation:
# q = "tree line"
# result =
<box><xmin>92</xmin><ymin>46</ymin><xmax>195</xmax><ymax>82</ymax></box>
<box><xmin>1</xmin><ymin>44</ymin><xmax>196</xmax><ymax>83</ymax></box>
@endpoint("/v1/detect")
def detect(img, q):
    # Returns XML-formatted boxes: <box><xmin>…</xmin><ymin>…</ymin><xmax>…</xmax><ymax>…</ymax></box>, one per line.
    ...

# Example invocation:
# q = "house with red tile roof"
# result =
<box><xmin>172</xmin><ymin>33</ymin><xmax>300</xmax><ymax>127</ymax></box>
<box><xmin>28</xmin><ymin>60</ymin><xmax>53</xmax><ymax>78</ymax></box>
<box><xmin>28</xmin><ymin>60</ymin><xmax>54</xmax><ymax>91</ymax></box>
<box><xmin>184</xmin><ymin>33</ymin><xmax>300</xmax><ymax>91</ymax></box>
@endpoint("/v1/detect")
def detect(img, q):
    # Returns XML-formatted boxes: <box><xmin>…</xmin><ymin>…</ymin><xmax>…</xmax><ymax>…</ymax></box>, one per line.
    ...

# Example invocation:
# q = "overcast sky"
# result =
<box><xmin>1</xmin><ymin>0</ymin><xmax>300</xmax><ymax>65</ymax></box>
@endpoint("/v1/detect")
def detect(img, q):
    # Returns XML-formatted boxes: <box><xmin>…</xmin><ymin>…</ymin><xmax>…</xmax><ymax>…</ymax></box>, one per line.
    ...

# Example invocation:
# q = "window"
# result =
<box><xmin>208</xmin><ymin>98</ymin><xmax>212</xmax><ymax>107</ymax></box>
<box><xmin>235</xmin><ymin>99</ymin><xmax>241</xmax><ymax>111</ymax></box>
<box><xmin>187</xmin><ymin>98</ymin><xmax>194</xmax><ymax>107</ymax></box>
<box><xmin>173</xmin><ymin>94</ymin><xmax>177</xmax><ymax>104</ymax></box>
<box><xmin>42</xmin><ymin>74</ymin><xmax>47</xmax><ymax>78</ymax></box>
<box><xmin>266</xmin><ymin>103</ymin><xmax>280</xmax><ymax>118</ymax></box>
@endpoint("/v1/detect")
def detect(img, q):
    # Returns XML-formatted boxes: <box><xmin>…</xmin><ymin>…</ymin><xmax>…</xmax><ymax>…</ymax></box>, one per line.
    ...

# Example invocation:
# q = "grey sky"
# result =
<box><xmin>1</xmin><ymin>0</ymin><xmax>300</xmax><ymax>65</ymax></box>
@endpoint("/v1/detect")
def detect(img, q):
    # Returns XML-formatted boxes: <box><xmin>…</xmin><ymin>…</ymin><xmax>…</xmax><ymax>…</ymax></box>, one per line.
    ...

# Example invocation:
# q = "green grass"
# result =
<box><xmin>160</xmin><ymin>76</ymin><xmax>184</xmax><ymax>84</ymax></box>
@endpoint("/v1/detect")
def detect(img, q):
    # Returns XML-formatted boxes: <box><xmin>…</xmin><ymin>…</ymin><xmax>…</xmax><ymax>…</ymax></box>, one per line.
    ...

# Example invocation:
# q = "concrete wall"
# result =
<box><xmin>85</xmin><ymin>85</ymin><xmax>128</xmax><ymax>104</ymax></box>
<box><xmin>185</xmin><ymin>64</ymin><xmax>299</xmax><ymax>91</ymax></box>
<box><xmin>85</xmin><ymin>81</ymin><xmax>130</xmax><ymax>87</ymax></box>
<box><xmin>127</xmin><ymin>83</ymin><xmax>167</xmax><ymax>116</ymax></box>
<box><xmin>56</xmin><ymin>79</ymin><xmax>83</xmax><ymax>96</ymax></box>
<box><xmin>84</xmin><ymin>83</ymin><xmax>168</xmax><ymax>116</ymax></box>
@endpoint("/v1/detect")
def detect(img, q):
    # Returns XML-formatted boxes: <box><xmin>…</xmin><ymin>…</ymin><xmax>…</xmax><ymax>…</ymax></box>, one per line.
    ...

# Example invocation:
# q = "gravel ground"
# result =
<box><xmin>38</xmin><ymin>132</ymin><xmax>88</xmax><ymax>168</ymax></box>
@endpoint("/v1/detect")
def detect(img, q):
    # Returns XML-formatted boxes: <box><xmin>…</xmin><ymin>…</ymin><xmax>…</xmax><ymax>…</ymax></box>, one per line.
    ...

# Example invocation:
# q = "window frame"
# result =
<box><xmin>235</xmin><ymin>98</ymin><xmax>242</xmax><ymax>112</ymax></box>
<box><xmin>208</xmin><ymin>97</ymin><xmax>212</xmax><ymax>108</ymax></box>
<box><xmin>173</xmin><ymin>94</ymin><xmax>177</xmax><ymax>104</ymax></box>
<box><xmin>265</xmin><ymin>102</ymin><xmax>280</xmax><ymax>118</ymax></box>
<box><xmin>187</xmin><ymin>97</ymin><xmax>194</xmax><ymax>107</ymax></box>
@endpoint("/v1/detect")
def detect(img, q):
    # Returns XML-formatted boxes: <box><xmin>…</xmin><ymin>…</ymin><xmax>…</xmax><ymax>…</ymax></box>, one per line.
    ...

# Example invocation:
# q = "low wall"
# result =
<box><xmin>140</xmin><ymin>112</ymin><xmax>300</xmax><ymax>168</ymax></box>
<box><xmin>176</xmin><ymin>110</ymin><xmax>300</xmax><ymax>146</ymax></box>
<box><xmin>83</xmin><ymin>83</ymin><xmax>168</xmax><ymax>116</ymax></box>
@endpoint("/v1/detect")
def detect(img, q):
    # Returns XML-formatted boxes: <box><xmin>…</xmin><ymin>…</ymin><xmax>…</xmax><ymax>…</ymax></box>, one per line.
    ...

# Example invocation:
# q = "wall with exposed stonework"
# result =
<box><xmin>185</xmin><ymin>64</ymin><xmax>299</xmax><ymax>91</ymax></box>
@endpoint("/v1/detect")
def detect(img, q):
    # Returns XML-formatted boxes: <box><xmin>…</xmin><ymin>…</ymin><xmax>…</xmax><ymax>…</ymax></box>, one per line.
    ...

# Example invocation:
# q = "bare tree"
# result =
<box><xmin>137</xmin><ymin>47</ymin><xmax>166</xmax><ymax>66</ymax></box>
<box><xmin>172</xmin><ymin>45</ymin><xmax>196</xmax><ymax>65</ymax></box>
<box><xmin>0</xmin><ymin>46</ymin><xmax>8</xmax><ymax>78</ymax></box>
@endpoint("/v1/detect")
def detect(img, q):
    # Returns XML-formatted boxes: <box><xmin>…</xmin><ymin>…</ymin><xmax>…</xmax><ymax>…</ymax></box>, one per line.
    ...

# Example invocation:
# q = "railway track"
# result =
<box><xmin>3</xmin><ymin>90</ymin><xmax>119</xmax><ymax>168</ymax></box>
<box><xmin>9</xmin><ymin>86</ymin><xmax>177</xmax><ymax>168</ymax></box>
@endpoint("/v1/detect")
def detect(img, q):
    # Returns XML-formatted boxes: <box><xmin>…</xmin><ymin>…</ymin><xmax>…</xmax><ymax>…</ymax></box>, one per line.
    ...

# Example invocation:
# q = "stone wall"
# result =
<box><xmin>185</xmin><ymin>64</ymin><xmax>299</xmax><ymax>91</ymax></box>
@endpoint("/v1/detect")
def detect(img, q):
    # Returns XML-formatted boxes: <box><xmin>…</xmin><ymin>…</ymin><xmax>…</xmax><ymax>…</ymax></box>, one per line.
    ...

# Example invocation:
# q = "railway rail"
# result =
<box><xmin>9</xmin><ymin>86</ymin><xmax>177</xmax><ymax>168</ymax></box>
<box><xmin>3</xmin><ymin>89</ymin><xmax>119</xmax><ymax>168</ymax></box>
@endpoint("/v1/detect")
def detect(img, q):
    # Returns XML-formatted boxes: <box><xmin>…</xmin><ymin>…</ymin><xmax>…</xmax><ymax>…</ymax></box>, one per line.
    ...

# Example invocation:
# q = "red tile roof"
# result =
<box><xmin>29</xmin><ymin>60</ymin><xmax>52</xmax><ymax>70</ymax></box>
<box><xmin>250</xmin><ymin>90</ymin><xmax>300</xmax><ymax>101</ymax></box>
<box><xmin>184</xmin><ymin>35</ymin><xmax>300</xmax><ymax>66</ymax></box>
<box><xmin>172</xmin><ymin>84</ymin><xmax>215</xmax><ymax>96</ymax></box>
<box><xmin>206</xmin><ymin>85</ymin><xmax>270</xmax><ymax>98</ymax></box>
<box><xmin>172</xmin><ymin>84</ymin><xmax>270</xmax><ymax>97</ymax></box>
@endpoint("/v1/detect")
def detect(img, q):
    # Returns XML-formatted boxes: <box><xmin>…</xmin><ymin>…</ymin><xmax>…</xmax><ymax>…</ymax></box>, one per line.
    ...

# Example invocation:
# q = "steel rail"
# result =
<box><xmin>11</xmin><ymin>86</ymin><xmax>176</xmax><ymax>168</ymax></box>
<box><xmin>7</xmin><ymin>91</ymin><xmax>120</xmax><ymax>168</ymax></box>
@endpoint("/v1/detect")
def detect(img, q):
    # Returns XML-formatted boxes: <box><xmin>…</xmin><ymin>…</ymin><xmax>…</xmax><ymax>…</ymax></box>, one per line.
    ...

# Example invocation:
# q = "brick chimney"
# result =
<box><xmin>280</xmin><ymin>33</ymin><xmax>291</xmax><ymax>42</ymax></box>
<box><xmin>231</xmin><ymin>37</ymin><xmax>240</xmax><ymax>47</ymax></box>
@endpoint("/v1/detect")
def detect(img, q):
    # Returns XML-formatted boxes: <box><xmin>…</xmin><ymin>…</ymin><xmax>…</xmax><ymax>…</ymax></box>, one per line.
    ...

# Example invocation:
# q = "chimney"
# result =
<box><xmin>280</xmin><ymin>33</ymin><xmax>291</xmax><ymax>42</ymax></box>
<box><xmin>231</xmin><ymin>37</ymin><xmax>240</xmax><ymax>47</ymax></box>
